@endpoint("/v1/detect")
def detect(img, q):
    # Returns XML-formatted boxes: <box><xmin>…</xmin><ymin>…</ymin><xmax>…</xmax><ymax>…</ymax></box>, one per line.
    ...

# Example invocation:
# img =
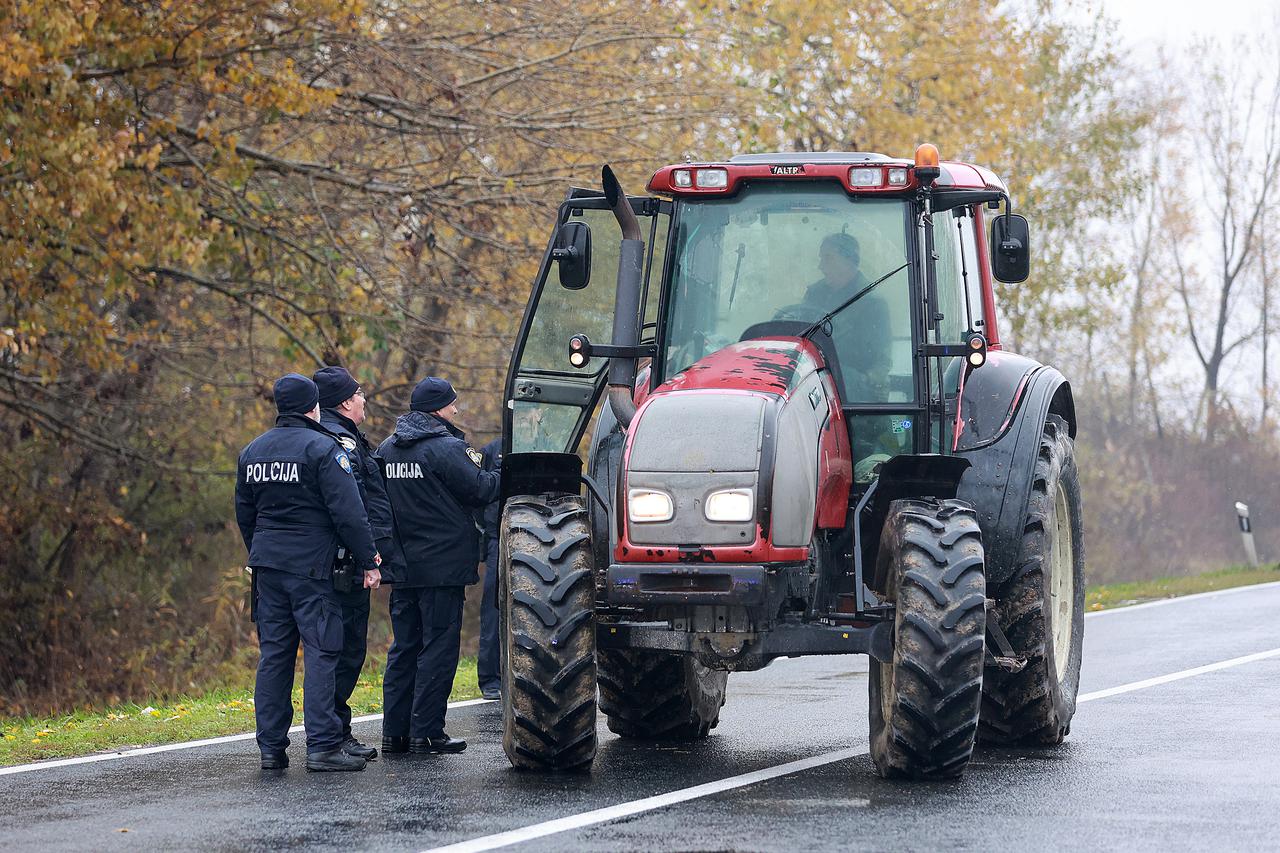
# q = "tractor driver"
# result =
<box><xmin>799</xmin><ymin>232</ymin><xmax>892</xmax><ymax>403</ymax></box>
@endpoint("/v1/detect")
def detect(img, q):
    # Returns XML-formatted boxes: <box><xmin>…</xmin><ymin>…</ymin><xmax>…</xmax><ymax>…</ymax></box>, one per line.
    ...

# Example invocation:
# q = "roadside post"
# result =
<box><xmin>1235</xmin><ymin>502</ymin><xmax>1260</xmax><ymax>568</ymax></box>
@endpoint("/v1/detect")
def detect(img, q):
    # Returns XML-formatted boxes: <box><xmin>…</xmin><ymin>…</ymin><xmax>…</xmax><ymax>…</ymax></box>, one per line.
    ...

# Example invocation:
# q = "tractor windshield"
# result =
<box><xmin>660</xmin><ymin>183</ymin><xmax>911</xmax><ymax>402</ymax></box>
<box><xmin>661</xmin><ymin>183</ymin><xmax>913</xmax><ymax>404</ymax></box>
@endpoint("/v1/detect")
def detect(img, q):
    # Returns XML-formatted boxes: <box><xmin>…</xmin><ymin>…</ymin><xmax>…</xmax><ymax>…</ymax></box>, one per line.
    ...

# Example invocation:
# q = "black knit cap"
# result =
<box><xmin>313</xmin><ymin>365</ymin><xmax>360</xmax><ymax>409</ymax></box>
<box><xmin>273</xmin><ymin>373</ymin><xmax>319</xmax><ymax>414</ymax></box>
<box><xmin>410</xmin><ymin>377</ymin><xmax>457</xmax><ymax>413</ymax></box>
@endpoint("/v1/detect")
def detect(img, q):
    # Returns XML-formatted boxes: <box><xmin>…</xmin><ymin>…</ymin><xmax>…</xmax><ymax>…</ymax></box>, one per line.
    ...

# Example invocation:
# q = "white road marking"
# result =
<box><xmin>0</xmin><ymin>699</ymin><xmax>493</xmax><ymax>777</ymax></box>
<box><xmin>422</xmin><ymin>646</ymin><xmax>1280</xmax><ymax>853</ymax></box>
<box><xmin>1074</xmin><ymin>647</ymin><xmax>1280</xmax><ymax>702</ymax></box>
<box><xmin>1083</xmin><ymin>580</ymin><xmax>1280</xmax><ymax>617</ymax></box>
<box><xmin>423</xmin><ymin>748</ymin><xmax>868</xmax><ymax>853</ymax></box>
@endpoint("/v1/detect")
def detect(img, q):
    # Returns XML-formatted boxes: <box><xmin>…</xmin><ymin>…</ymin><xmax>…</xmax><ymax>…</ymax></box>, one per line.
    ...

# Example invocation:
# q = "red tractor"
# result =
<box><xmin>497</xmin><ymin>146</ymin><xmax>1084</xmax><ymax>779</ymax></box>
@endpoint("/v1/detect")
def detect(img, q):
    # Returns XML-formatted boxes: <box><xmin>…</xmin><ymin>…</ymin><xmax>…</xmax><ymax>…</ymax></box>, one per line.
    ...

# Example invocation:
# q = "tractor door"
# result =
<box><xmin>503</xmin><ymin>192</ymin><xmax>669</xmax><ymax>458</ymax></box>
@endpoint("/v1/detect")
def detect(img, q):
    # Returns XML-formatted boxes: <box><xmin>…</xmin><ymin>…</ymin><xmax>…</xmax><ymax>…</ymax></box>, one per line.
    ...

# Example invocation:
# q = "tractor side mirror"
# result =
<box><xmin>552</xmin><ymin>221</ymin><xmax>592</xmax><ymax>290</ymax></box>
<box><xmin>990</xmin><ymin>214</ymin><xmax>1030</xmax><ymax>283</ymax></box>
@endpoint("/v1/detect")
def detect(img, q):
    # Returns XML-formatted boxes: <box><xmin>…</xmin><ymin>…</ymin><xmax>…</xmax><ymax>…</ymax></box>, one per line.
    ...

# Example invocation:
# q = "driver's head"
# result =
<box><xmin>818</xmin><ymin>232</ymin><xmax>861</xmax><ymax>288</ymax></box>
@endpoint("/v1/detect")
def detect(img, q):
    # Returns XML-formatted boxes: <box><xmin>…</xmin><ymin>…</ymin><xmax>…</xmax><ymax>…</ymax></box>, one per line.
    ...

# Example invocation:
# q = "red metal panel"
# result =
<box><xmin>658</xmin><ymin>338</ymin><xmax>820</xmax><ymax>398</ymax></box>
<box><xmin>815</xmin><ymin>370</ymin><xmax>852</xmax><ymax>529</ymax></box>
<box><xmin>646</xmin><ymin>160</ymin><xmax>991</xmax><ymax>196</ymax></box>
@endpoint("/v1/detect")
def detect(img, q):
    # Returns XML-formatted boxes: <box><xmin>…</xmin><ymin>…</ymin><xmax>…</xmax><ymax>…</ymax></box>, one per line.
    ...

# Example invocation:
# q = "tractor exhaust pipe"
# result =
<box><xmin>602</xmin><ymin>165</ymin><xmax>644</xmax><ymax>427</ymax></box>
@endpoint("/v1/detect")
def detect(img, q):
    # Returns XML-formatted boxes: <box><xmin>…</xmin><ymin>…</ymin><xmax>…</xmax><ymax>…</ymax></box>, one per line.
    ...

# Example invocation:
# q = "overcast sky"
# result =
<box><xmin>1098</xmin><ymin>0</ymin><xmax>1275</xmax><ymax>48</ymax></box>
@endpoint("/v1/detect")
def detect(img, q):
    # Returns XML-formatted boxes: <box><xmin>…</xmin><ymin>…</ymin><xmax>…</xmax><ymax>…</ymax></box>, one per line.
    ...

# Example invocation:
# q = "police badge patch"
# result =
<box><xmin>339</xmin><ymin>436</ymin><xmax>357</xmax><ymax>452</ymax></box>
<box><xmin>337</xmin><ymin>452</ymin><xmax>352</xmax><ymax>473</ymax></box>
<box><xmin>466</xmin><ymin>447</ymin><xmax>483</xmax><ymax>468</ymax></box>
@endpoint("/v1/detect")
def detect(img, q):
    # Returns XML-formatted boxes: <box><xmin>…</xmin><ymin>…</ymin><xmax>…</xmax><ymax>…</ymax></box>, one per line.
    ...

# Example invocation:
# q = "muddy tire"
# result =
<box><xmin>869</xmin><ymin>498</ymin><xmax>986</xmax><ymax>780</ymax></box>
<box><xmin>980</xmin><ymin>415</ymin><xmax>1085</xmax><ymax>746</ymax></box>
<box><xmin>598</xmin><ymin>651</ymin><xmax>728</xmax><ymax>739</ymax></box>
<box><xmin>500</xmin><ymin>494</ymin><xmax>597</xmax><ymax>771</ymax></box>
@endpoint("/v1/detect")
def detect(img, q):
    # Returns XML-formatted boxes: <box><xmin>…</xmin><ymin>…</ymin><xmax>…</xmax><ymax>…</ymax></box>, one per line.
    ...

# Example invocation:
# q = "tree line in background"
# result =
<box><xmin>1</xmin><ymin>0</ymin><xmax>1275</xmax><ymax>714</ymax></box>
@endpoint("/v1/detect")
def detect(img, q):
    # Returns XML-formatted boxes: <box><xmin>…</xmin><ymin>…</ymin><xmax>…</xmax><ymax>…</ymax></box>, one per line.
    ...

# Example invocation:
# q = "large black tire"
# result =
<box><xmin>980</xmin><ymin>415</ymin><xmax>1085</xmax><ymax>745</ymax></box>
<box><xmin>869</xmin><ymin>498</ymin><xmax>986</xmax><ymax>780</ymax></box>
<box><xmin>500</xmin><ymin>494</ymin><xmax>597</xmax><ymax>770</ymax></box>
<box><xmin>598</xmin><ymin>651</ymin><xmax>728</xmax><ymax>739</ymax></box>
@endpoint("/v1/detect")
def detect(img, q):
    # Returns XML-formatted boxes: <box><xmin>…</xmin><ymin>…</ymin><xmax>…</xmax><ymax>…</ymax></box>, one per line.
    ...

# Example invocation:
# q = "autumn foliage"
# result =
<box><xmin>0</xmin><ymin>0</ymin><xmax>1180</xmax><ymax>714</ymax></box>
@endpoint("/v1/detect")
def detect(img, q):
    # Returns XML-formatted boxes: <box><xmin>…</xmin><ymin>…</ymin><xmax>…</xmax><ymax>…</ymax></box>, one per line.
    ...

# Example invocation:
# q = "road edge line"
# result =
<box><xmin>1075</xmin><ymin>647</ymin><xmax>1280</xmax><ymax>703</ymax></box>
<box><xmin>0</xmin><ymin>698</ymin><xmax>493</xmax><ymax>777</ymax></box>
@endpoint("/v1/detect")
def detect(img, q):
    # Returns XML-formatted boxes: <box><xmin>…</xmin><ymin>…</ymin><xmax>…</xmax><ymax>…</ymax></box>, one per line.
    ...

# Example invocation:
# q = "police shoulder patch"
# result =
<box><xmin>466</xmin><ymin>447</ymin><xmax>483</xmax><ymax>468</ymax></box>
<box><xmin>337</xmin><ymin>452</ymin><xmax>352</xmax><ymax>473</ymax></box>
<box><xmin>339</xmin><ymin>436</ymin><xmax>357</xmax><ymax>452</ymax></box>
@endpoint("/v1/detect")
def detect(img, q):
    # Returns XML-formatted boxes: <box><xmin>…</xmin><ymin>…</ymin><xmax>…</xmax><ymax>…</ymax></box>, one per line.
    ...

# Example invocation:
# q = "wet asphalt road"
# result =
<box><xmin>2</xmin><ymin>583</ymin><xmax>1279</xmax><ymax>852</ymax></box>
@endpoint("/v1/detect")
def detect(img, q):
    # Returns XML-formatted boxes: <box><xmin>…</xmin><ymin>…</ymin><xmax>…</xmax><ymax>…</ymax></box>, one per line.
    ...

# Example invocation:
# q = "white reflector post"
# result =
<box><xmin>1236</xmin><ymin>502</ymin><xmax>1260</xmax><ymax>567</ymax></box>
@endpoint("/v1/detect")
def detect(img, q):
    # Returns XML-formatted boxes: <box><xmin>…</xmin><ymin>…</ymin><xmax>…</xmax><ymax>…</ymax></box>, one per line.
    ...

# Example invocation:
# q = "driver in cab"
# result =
<box><xmin>792</xmin><ymin>232</ymin><xmax>891</xmax><ymax>402</ymax></box>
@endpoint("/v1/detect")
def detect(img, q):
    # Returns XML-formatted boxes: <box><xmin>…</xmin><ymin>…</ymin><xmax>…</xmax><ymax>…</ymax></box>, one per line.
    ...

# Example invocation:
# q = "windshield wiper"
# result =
<box><xmin>799</xmin><ymin>261</ymin><xmax>910</xmax><ymax>340</ymax></box>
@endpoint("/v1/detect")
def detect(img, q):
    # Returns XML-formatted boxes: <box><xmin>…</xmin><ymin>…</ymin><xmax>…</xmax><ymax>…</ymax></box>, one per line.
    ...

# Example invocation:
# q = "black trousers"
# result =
<box><xmin>334</xmin><ymin>586</ymin><xmax>370</xmax><ymax>740</ymax></box>
<box><xmin>253</xmin><ymin>568</ymin><xmax>344</xmax><ymax>755</ymax></box>
<box><xmin>477</xmin><ymin>551</ymin><xmax>501</xmax><ymax>691</ymax></box>
<box><xmin>383</xmin><ymin>586</ymin><xmax>464</xmax><ymax>739</ymax></box>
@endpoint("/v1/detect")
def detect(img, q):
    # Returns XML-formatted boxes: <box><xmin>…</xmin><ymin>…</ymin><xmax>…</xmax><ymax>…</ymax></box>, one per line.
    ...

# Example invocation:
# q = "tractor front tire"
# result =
<box><xmin>980</xmin><ymin>415</ymin><xmax>1085</xmax><ymax>746</ymax></box>
<box><xmin>869</xmin><ymin>498</ymin><xmax>986</xmax><ymax>780</ymax></box>
<box><xmin>598</xmin><ymin>651</ymin><xmax>728</xmax><ymax>740</ymax></box>
<box><xmin>500</xmin><ymin>494</ymin><xmax>597</xmax><ymax>771</ymax></box>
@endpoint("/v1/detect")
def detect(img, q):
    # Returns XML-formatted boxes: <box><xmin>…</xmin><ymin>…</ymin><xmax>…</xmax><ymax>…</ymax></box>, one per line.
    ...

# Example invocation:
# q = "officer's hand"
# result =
<box><xmin>364</xmin><ymin>568</ymin><xmax>382</xmax><ymax>589</ymax></box>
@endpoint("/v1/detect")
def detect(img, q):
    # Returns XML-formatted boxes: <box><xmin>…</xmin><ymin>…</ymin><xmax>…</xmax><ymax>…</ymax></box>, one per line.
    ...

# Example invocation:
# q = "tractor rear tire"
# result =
<box><xmin>500</xmin><ymin>494</ymin><xmax>598</xmax><ymax>771</ymax></box>
<box><xmin>598</xmin><ymin>651</ymin><xmax>728</xmax><ymax>740</ymax></box>
<box><xmin>980</xmin><ymin>415</ymin><xmax>1085</xmax><ymax>746</ymax></box>
<box><xmin>869</xmin><ymin>498</ymin><xmax>986</xmax><ymax>780</ymax></box>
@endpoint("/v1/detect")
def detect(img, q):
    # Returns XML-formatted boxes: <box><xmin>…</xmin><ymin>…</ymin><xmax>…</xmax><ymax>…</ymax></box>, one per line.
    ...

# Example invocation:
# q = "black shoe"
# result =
<box><xmin>409</xmin><ymin>735</ymin><xmax>467</xmax><ymax>754</ymax></box>
<box><xmin>481</xmin><ymin>684</ymin><xmax>501</xmax><ymax>701</ymax></box>
<box><xmin>382</xmin><ymin>735</ymin><xmax>411</xmax><ymax>754</ymax></box>
<box><xmin>305</xmin><ymin>748</ymin><xmax>366</xmax><ymax>772</ymax></box>
<box><xmin>342</xmin><ymin>737</ymin><xmax>377</xmax><ymax>760</ymax></box>
<box><xmin>260</xmin><ymin>751</ymin><xmax>289</xmax><ymax>770</ymax></box>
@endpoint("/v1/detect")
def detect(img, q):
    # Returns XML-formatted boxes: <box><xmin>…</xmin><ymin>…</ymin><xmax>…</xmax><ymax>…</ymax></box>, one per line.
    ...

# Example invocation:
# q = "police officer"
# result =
<box><xmin>378</xmin><ymin>377</ymin><xmax>500</xmax><ymax>754</ymax></box>
<box><xmin>476</xmin><ymin>438</ymin><xmax>502</xmax><ymax>700</ymax></box>
<box><xmin>235</xmin><ymin>373</ymin><xmax>382</xmax><ymax>772</ymax></box>
<box><xmin>314</xmin><ymin>365</ymin><xmax>403</xmax><ymax>761</ymax></box>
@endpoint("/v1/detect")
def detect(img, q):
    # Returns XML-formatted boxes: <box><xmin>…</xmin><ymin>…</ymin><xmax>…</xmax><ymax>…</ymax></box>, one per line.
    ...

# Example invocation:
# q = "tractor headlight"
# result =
<box><xmin>695</xmin><ymin>168</ymin><xmax>728</xmax><ymax>189</ymax></box>
<box><xmin>704</xmin><ymin>488</ymin><xmax>754</xmax><ymax>523</ymax></box>
<box><xmin>628</xmin><ymin>489</ymin><xmax>674</xmax><ymax>523</ymax></box>
<box><xmin>849</xmin><ymin>166</ymin><xmax>882</xmax><ymax>187</ymax></box>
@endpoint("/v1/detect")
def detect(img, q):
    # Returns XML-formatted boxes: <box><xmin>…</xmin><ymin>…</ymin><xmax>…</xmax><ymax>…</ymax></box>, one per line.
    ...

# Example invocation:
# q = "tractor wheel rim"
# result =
<box><xmin>1050</xmin><ymin>479</ymin><xmax>1076</xmax><ymax>682</ymax></box>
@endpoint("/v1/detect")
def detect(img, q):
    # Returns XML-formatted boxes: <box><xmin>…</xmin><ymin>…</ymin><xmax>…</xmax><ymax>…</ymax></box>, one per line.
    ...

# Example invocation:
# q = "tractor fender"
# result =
<box><xmin>955</xmin><ymin>355</ymin><xmax>1076</xmax><ymax>587</ymax></box>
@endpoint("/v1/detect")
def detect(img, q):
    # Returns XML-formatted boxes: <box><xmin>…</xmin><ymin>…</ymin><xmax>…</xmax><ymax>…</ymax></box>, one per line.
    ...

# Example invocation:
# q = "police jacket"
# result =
<box><xmin>377</xmin><ymin>411</ymin><xmax>500</xmax><ymax>587</ymax></box>
<box><xmin>235</xmin><ymin>412</ymin><xmax>379</xmax><ymax>578</ymax></box>
<box><xmin>319</xmin><ymin>409</ymin><xmax>407</xmax><ymax>579</ymax></box>
<box><xmin>479</xmin><ymin>439</ymin><xmax>502</xmax><ymax>567</ymax></box>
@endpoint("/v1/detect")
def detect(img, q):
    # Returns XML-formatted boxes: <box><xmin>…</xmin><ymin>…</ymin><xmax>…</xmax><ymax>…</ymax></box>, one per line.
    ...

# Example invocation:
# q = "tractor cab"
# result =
<box><xmin>504</xmin><ymin>147</ymin><xmax>1019</xmax><ymax>490</ymax></box>
<box><xmin>497</xmin><ymin>147</ymin><xmax>1082</xmax><ymax>782</ymax></box>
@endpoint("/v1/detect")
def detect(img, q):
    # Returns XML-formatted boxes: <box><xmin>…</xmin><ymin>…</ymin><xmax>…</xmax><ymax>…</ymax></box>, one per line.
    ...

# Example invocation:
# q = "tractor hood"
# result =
<box><xmin>653</xmin><ymin>338</ymin><xmax>824</xmax><ymax>399</ymax></box>
<box><xmin>617</xmin><ymin>337</ymin><xmax>851</xmax><ymax>563</ymax></box>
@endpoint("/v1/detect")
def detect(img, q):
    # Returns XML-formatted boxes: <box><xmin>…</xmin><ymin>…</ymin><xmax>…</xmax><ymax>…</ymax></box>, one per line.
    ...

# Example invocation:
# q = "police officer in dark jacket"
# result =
<box><xmin>235</xmin><ymin>374</ymin><xmax>382</xmax><ymax>772</ymax></box>
<box><xmin>378</xmin><ymin>377</ymin><xmax>500</xmax><ymax>754</ymax></box>
<box><xmin>477</xmin><ymin>439</ymin><xmax>502</xmax><ymax>700</ymax></box>
<box><xmin>314</xmin><ymin>366</ymin><xmax>404</xmax><ymax>761</ymax></box>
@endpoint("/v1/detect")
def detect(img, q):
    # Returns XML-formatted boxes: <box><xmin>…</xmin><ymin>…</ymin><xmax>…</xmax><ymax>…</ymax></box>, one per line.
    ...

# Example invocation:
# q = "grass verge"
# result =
<box><xmin>6</xmin><ymin>564</ymin><xmax>1279</xmax><ymax>767</ymax></box>
<box><xmin>1087</xmin><ymin>563</ymin><xmax>1280</xmax><ymax>611</ymax></box>
<box><xmin>0</xmin><ymin>653</ymin><xmax>479</xmax><ymax>767</ymax></box>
